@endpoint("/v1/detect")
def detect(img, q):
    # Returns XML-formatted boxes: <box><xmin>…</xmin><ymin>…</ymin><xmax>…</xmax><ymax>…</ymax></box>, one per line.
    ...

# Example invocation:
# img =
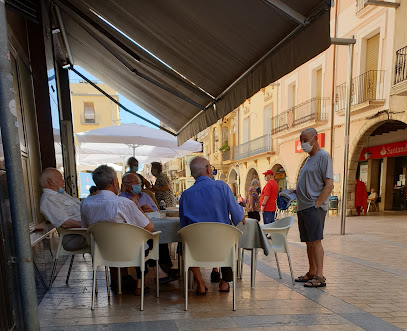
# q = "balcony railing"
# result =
<box><xmin>271</xmin><ymin>97</ymin><xmax>329</xmax><ymax>135</ymax></box>
<box><xmin>233</xmin><ymin>134</ymin><xmax>272</xmax><ymax>160</ymax></box>
<box><xmin>335</xmin><ymin>70</ymin><xmax>385</xmax><ymax>112</ymax></box>
<box><xmin>394</xmin><ymin>46</ymin><xmax>407</xmax><ymax>85</ymax></box>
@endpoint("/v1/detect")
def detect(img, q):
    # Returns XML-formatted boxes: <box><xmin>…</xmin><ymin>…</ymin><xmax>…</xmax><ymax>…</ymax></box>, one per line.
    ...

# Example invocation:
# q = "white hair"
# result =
<box><xmin>251</xmin><ymin>179</ymin><xmax>260</xmax><ymax>186</ymax></box>
<box><xmin>39</xmin><ymin>168</ymin><xmax>59</xmax><ymax>188</ymax></box>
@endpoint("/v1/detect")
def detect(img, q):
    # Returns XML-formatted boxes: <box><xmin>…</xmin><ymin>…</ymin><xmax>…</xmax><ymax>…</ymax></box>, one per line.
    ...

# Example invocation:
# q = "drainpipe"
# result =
<box><xmin>329</xmin><ymin>0</ymin><xmax>339</xmax><ymax>158</ymax></box>
<box><xmin>340</xmin><ymin>36</ymin><xmax>355</xmax><ymax>235</ymax></box>
<box><xmin>0</xmin><ymin>2</ymin><xmax>40</xmax><ymax>330</ymax></box>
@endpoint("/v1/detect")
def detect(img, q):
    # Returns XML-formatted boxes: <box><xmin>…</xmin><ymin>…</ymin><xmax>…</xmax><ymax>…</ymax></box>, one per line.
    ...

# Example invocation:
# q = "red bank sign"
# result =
<box><xmin>359</xmin><ymin>140</ymin><xmax>407</xmax><ymax>161</ymax></box>
<box><xmin>295</xmin><ymin>133</ymin><xmax>325</xmax><ymax>153</ymax></box>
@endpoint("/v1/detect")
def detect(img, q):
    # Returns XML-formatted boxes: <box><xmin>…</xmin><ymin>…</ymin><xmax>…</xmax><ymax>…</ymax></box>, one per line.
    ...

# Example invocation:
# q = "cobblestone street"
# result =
<box><xmin>39</xmin><ymin>212</ymin><xmax>407</xmax><ymax>330</ymax></box>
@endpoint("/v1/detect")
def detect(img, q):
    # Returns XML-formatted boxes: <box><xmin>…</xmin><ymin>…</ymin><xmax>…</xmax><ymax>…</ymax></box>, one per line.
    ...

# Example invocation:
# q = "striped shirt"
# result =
<box><xmin>81</xmin><ymin>190</ymin><xmax>150</xmax><ymax>229</ymax></box>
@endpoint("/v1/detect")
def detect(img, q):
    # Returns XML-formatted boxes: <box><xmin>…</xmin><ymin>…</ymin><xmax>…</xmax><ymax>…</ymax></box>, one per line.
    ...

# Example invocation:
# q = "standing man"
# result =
<box><xmin>180</xmin><ymin>157</ymin><xmax>245</xmax><ymax>295</ymax></box>
<box><xmin>260</xmin><ymin>170</ymin><xmax>278</xmax><ymax>224</ymax></box>
<box><xmin>295</xmin><ymin>128</ymin><xmax>333</xmax><ymax>288</ymax></box>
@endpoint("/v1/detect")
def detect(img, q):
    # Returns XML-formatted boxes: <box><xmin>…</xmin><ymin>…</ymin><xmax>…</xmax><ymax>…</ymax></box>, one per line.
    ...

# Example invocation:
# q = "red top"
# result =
<box><xmin>260</xmin><ymin>179</ymin><xmax>278</xmax><ymax>212</ymax></box>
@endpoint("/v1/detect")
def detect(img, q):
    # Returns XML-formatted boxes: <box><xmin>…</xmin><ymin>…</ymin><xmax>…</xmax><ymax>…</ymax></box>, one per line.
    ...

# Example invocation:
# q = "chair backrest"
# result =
<box><xmin>261</xmin><ymin>216</ymin><xmax>295</xmax><ymax>252</ymax></box>
<box><xmin>87</xmin><ymin>222</ymin><xmax>151</xmax><ymax>268</ymax></box>
<box><xmin>263</xmin><ymin>216</ymin><xmax>295</xmax><ymax>230</ymax></box>
<box><xmin>178</xmin><ymin>223</ymin><xmax>242</xmax><ymax>268</ymax></box>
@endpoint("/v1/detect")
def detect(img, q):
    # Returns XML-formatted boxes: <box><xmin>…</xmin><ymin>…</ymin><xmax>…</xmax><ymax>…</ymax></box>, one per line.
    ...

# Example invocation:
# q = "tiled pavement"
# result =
<box><xmin>39</xmin><ymin>212</ymin><xmax>407</xmax><ymax>330</ymax></box>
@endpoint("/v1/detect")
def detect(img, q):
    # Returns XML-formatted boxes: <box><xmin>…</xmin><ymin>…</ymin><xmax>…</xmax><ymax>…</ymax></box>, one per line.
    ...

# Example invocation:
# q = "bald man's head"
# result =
<box><xmin>40</xmin><ymin>168</ymin><xmax>65</xmax><ymax>191</ymax></box>
<box><xmin>190</xmin><ymin>157</ymin><xmax>211</xmax><ymax>179</ymax></box>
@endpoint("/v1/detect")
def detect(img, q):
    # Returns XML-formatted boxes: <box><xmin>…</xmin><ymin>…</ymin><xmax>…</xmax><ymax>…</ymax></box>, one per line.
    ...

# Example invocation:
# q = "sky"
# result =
<box><xmin>68</xmin><ymin>66</ymin><xmax>160</xmax><ymax>128</ymax></box>
<box><xmin>48</xmin><ymin>66</ymin><xmax>160</xmax><ymax>170</ymax></box>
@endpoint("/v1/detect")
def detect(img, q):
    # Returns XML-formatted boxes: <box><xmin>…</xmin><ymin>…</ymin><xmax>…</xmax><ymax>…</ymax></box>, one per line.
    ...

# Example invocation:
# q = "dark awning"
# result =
<box><xmin>55</xmin><ymin>0</ymin><xmax>331</xmax><ymax>144</ymax></box>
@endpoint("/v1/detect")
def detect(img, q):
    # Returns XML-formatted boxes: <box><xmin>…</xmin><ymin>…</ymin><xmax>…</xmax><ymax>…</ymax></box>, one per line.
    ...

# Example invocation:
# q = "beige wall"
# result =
<box><xmin>70</xmin><ymin>82</ymin><xmax>120</xmax><ymax>135</ymax></box>
<box><xmin>196</xmin><ymin>1</ymin><xmax>404</xmax><ymax>216</ymax></box>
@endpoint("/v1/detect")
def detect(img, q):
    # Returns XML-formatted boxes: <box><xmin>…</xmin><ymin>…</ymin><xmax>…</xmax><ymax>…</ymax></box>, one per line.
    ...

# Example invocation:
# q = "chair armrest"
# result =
<box><xmin>151</xmin><ymin>231</ymin><xmax>162</xmax><ymax>236</ymax></box>
<box><xmin>261</xmin><ymin>227</ymin><xmax>289</xmax><ymax>236</ymax></box>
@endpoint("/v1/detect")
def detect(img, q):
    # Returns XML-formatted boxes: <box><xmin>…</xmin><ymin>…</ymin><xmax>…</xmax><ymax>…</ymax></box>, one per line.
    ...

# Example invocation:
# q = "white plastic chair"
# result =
<box><xmin>49</xmin><ymin>228</ymin><xmax>90</xmax><ymax>289</ymax></box>
<box><xmin>261</xmin><ymin>216</ymin><xmax>295</xmax><ymax>285</ymax></box>
<box><xmin>178</xmin><ymin>223</ymin><xmax>242</xmax><ymax>311</ymax></box>
<box><xmin>87</xmin><ymin>222</ymin><xmax>161</xmax><ymax>311</ymax></box>
<box><xmin>367</xmin><ymin>199</ymin><xmax>378</xmax><ymax>213</ymax></box>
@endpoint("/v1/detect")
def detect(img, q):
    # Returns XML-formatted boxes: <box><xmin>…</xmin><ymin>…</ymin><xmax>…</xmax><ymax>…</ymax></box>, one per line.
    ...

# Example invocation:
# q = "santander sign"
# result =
<box><xmin>359</xmin><ymin>140</ymin><xmax>407</xmax><ymax>161</ymax></box>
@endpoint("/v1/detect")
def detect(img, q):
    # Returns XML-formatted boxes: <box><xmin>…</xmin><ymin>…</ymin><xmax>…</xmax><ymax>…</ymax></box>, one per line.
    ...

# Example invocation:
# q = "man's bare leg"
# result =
<box><xmin>190</xmin><ymin>267</ymin><xmax>206</xmax><ymax>293</ymax></box>
<box><xmin>312</xmin><ymin>240</ymin><xmax>324</xmax><ymax>279</ymax></box>
<box><xmin>306</xmin><ymin>242</ymin><xmax>317</xmax><ymax>277</ymax></box>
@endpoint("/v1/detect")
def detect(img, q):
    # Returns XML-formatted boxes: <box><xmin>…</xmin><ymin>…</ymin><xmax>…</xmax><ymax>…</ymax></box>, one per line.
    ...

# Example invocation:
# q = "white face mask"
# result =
<box><xmin>301</xmin><ymin>137</ymin><xmax>314</xmax><ymax>153</ymax></box>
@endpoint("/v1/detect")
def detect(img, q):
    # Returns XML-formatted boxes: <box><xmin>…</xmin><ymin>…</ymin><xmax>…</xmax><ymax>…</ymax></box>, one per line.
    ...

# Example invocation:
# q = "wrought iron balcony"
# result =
<box><xmin>335</xmin><ymin>70</ymin><xmax>385</xmax><ymax>112</ymax></box>
<box><xmin>271</xmin><ymin>97</ymin><xmax>329</xmax><ymax>135</ymax></box>
<box><xmin>394</xmin><ymin>46</ymin><xmax>407</xmax><ymax>85</ymax></box>
<box><xmin>233</xmin><ymin>134</ymin><xmax>272</xmax><ymax>161</ymax></box>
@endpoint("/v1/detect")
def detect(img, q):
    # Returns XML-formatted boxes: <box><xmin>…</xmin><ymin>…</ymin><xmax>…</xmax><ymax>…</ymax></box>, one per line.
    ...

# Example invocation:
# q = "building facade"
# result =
<box><xmin>198</xmin><ymin>0</ymin><xmax>406</xmax><ymax>214</ymax></box>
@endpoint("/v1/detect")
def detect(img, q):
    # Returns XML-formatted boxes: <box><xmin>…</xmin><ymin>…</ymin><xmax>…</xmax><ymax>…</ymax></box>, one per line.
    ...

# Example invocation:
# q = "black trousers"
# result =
<box><xmin>220</xmin><ymin>267</ymin><xmax>233</xmax><ymax>282</ymax></box>
<box><xmin>248</xmin><ymin>211</ymin><xmax>260</xmax><ymax>221</ymax></box>
<box><xmin>135</xmin><ymin>241</ymin><xmax>173</xmax><ymax>279</ymax></box>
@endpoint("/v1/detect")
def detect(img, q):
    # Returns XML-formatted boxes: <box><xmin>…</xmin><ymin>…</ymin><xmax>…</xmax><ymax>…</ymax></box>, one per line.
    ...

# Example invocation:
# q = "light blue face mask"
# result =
<box><xmin>132</xmin><ymin>184</ymin><xmax>141</xmax><ymax>195</ymax></box>
<box><xmin>132</xmin><ymin>166</ymin><xmax>139</xmax><ymax>172</ymax></box>
<box><xmin>57</xmin><ymin>187</ymin><xmax>64</xmax><ymax>194</ymax></box>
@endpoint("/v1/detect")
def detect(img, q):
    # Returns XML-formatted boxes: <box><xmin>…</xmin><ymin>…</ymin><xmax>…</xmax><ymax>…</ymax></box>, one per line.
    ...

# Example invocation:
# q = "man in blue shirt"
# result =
<box><xmin>180</xmin><ymin>157</ymin><xmax>245</xmax><ymax>294</ymax></box>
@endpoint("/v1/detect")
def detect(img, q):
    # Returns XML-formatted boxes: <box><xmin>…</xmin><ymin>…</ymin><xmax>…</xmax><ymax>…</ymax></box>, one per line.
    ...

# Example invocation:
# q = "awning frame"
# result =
<box><xmin>52</xmin><ymin>0</ymin><xmax>332</xmax><ymax>144</ymax></box>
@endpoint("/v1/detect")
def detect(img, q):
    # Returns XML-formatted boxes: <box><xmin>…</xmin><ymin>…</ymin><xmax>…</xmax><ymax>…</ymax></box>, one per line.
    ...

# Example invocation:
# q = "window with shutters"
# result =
<box><xmin>364</xmin><ymin>34</ymin><xmax>380</xmax><ymax>100</ymax></box>
<box><xmin>243</xmin><ymin>117</ymin><xmax>250</xmax><ymax>143</ymax></box>
<box><xmin>84</xmin><ymin>102</ymin><xmax>96</xmax><ymax>123</ymax></box>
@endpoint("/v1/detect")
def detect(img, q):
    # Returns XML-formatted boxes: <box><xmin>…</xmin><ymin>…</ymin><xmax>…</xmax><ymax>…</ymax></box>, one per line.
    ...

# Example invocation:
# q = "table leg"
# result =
<box><xmin>251</xmin><ymin>248</ymin><xmax>257</xmax><ymax>288</ymax></box>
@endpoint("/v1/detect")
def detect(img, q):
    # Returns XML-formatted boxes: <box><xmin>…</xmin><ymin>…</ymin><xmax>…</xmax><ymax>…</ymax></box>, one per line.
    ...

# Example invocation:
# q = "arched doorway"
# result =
<box><xmin>347</xmin><ymin>119</ymin><xmax>407</xmax><ymax>213</ymax></box>
<box><xmin>245</xmin><ymin>168</ymin><xmax>259</xmax><ymax>194</ymax></box>
<box><xmin>219</xmin><ymin>172</ymin><xmax>227</xmax><ymax>182</ymax></box>
<box><xmin>228</xmin><ymin>168</ymin><xmax>238</xmax><ymax>197</ymax></box>
<box><xmin>271</xmin><ymin>164</ymin><xmax>287</xmax><ymax>192</ymax></box>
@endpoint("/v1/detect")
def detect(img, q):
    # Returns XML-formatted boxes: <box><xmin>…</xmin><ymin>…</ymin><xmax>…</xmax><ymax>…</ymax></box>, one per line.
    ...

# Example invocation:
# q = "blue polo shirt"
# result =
<box><xmin>179</xmin><ymin>176</ymin><xmax>244</xmax><ymax>228</ymax></box>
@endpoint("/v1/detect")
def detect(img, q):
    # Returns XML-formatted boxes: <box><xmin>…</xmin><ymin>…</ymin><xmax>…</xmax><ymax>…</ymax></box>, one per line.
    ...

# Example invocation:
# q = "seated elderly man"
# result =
<box><xmin>180</xmin><ymin>157</ymin><xmax>245</xmax><ymax>295</ymax></box>
<box><xmin>119</xmin><ymin>172</ymin><xmax>158</xmax><ymax>213</ymax></box>
<box><xmin>40</xmin><ymin>168</ymin><xmax>88</xmax><ymax>251</ymax></box>
<box><xmin>119</xmin><ymin>172</ymin><xmax>176</xmax><ymax>280</ymax></box>
<box><xmin>81</xmin><ymin>165</ymin><xmax>170</xmax><ymax>294</ymax></box>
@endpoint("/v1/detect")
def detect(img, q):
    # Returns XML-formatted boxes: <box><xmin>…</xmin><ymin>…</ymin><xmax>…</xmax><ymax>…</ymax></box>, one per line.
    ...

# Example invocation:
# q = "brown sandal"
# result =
<box><xmin>304</xmin><ymin>276</ymin><xmax>326</xmax><ymax>288</ymax></box>
<box><xmin>295</xmin><ymin>272</ymin><xmax>315</xmax><ymax>282</ymax></box>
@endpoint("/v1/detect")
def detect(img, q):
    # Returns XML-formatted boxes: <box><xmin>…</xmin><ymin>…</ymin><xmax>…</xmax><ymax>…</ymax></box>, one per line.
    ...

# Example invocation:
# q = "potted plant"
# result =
<box><xmin>219</xmin><ymin>141</ymin><xmax>230</xmax><ymax>152</ymax></box>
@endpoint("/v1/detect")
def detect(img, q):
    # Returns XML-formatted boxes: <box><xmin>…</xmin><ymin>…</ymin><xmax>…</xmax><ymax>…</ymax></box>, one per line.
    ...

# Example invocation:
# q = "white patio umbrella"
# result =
<box><xmin>76</xmin><ymin>123</ymin><xmax>202</xmax><ymax>158</ymax></box>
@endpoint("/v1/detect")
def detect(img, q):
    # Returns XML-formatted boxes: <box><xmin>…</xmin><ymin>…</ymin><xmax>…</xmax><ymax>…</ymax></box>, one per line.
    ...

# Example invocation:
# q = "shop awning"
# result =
<box><xmin>55</xmin><ymin>0</ymin><xmax>331</xmax><ymax>144</ymax></box>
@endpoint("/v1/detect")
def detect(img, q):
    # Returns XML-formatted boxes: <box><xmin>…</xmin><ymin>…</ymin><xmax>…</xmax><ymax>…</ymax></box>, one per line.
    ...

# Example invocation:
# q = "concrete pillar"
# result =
<box><xmin>381</xmin><ymin>157</ymin><xmax>395</xmax><ymax>210</ymax></box>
